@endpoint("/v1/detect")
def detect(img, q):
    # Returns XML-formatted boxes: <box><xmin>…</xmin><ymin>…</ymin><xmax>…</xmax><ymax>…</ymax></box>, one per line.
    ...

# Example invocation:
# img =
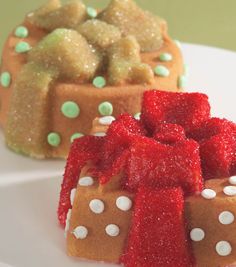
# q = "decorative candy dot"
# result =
<box><xmin>61</xmin><ymin>101</ymin><xmax>80</xmax><ymax>119</ymax></box>
<box><xmin>216</xmin><ymin>241</ymin><xmax>232</xmax><ymax>256</ymax></box>
<box><xmin>154</xmin><ymin>65</ymin><xmax>170</xmax><ymax>77</ymax></box>
<box><xmin>70</xmin><ymin>188</ymin><xmax>77</xmax><ymax>206</ymax></box>
<box><xmin>70</xmin><ymin>133</ymin><xmax>84</xmax><ymax>143</ymax></box>
<box><xmin>98</xmin><ymin>116</ymin><xmax>115</xmax><ymax>126</ymax></box>
<box><xmin>73</xmin><ymin>226</ymin><xmax>88</xmax><ymax>239</ymax></box>
<box><xmin>87</xmin><ymin>7</ymin><xmax>97</xmax><ymax>18</ymax></box>
<box><xmin>116</xmin><ymin>196</ymin><xmax>132</xmax><ymax>211</ymax></box>
<box><xmin>229</xmin><ymin>176</ymin><xmax>236</xmax><ymax>185</ymax></box>
<box><xmin>105</xmin><ymin>224</ymin><xmax>120</xmax><ymax>237</ymax></box>
<box><xmin>218</xmin><ymin>211</ymin><xmax>235</xmax><ymax>225</ymax></box>
<box><xmin>14</xmin><ymin>26</ymin><xmax>29</xmax><ymax>38</ymax></box>
<box><xmin>89</xmin><ymin>199</ymin><xmax>105</xmax><ymax>214</ymax></box>
<box><xmin>93</xmin><ymin>76</ymin><xmax>106</xmax><ymax>88</ymax></box>
<box><xmin>201</xmin><ymin>189</ymin><xmax>216</xmax><ymax>199</ymax></box>
<box><xmin>78</xmin><ymin>176</ymin><xmax>94</xmax><ymax>186</ymax></box>
<box><xmin>134</xmin><ymin>112</ymin><xmax>141</xmax><ymax>120</ymax></box>
<box><xmin>178</xmin><ymin>75</ymin><xmax>187</xmax><ymax>89</ymax></box>
<box><xmin>47</xmin><ymin>132</ymin><xmax>61</xmax><ymax>147</ymax></box>
<box><xmin>15</xmin><ymin>41</ymin><xmax>31</xmax><ymax>53</ymax></box>
<box><xmin>159</xmin><ymin>53</ymin><xmax>172</xmax><ymax>62</ymax></box>
<box><xmin>223</xmin><ymin>186</ymin><xmax>236</xmax><ymax>196</ymax></box>
<box><xmin>190</xmin><ymin>228</ymin><xmax>205</xmax><ymax>242</ymax></box>
<box><xmin>0</xmin><ymin>72</ymin><xmax>11</xmax><ymax>88</ymax></box>
<box><xmin>93</xmin><ymin>132</ymin><xmax>106</xmax><ymax>137</ymax></box>
<box><xmin>98</xmin><ymin>101</ymin><xmax>113</xmax><ymax>116</ymax></box>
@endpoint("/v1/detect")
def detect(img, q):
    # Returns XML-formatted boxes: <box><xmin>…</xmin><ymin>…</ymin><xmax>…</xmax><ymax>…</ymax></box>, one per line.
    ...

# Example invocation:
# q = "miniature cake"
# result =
<box><xmin>58</xmin><ymin>90</ymin><xmax>236</xmax><ymax>267</ymax></box>
<box><xmin>0</xmin><ymin>0</ymin><xmax>185</xmax><ymax>159</ymax></box>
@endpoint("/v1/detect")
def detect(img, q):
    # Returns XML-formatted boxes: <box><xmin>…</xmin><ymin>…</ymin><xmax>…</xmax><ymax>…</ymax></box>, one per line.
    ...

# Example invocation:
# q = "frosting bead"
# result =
<box><xmin>218</xmin><ymin>211</ymin><xmax>235</xmax><ymax>225</ymax></box>
<box><xmin>93</xmin><ymin>76</ymin><xmax>106</xmax><ymax>88</ymax></box>
<box><xmin>65</xmin><ymin>209</ymin><xmax>72</xmax><ymax>233</ymax></box>
<box><xmin>61</xmin><ymin>101</ymin><xmax>80</xmax><ymax>119</ymax></box>
<box><xmin>98</xmin><ymin>101</ymin><xmax>113</xmax><ymax>116</ymax></box>
<box><xmin>0</xmin><ymin>72</ymin><xmax>11</xmax><ymax>88</ymax></box>
<box><xmin>223</xmin><ymin>186</ymin><xmax>236</xmax><ymax>196</ymax></box>
<box><xmin>174</xmin><ymin>40</ymin><xmax>181</xmax><ymax>49</ymax></box>
<box><xmin>70</xmin><ymin>188</ymin><xmax>77</xmax><ymax>205</ymax></box>
<box><xmin>154</xmin><ymin>65</ymin><xmax>170</xmax><ymax>77</ymax></box>
<box><xmin>98</xmin><ymin>116</ymin><xmax>115</xmax><ymax>126</ymax></box>
<box><xmin>15</xmin><ymin>41</ymin><xmax>31</xmax><ymax>53</ymax></box>
<box><xmin>229</xmin><ymin>176</ymin><xmax>236</xmax><ymax>185</ymax></box>
<box><xmin>134</xmin><ymin>112</ymin><xmax>141</xmax><ymax>120</ymax></box>
<box><xmin>70</xmin><ymin>133</ymin><xmax>84</xmax><ymax>143</ymax></box>
<box><xmin>14</xmin><ymin>26</ymin><xmax>29</xmax><ymax>38</ymax></box>
<box><xmin>116</xmin><ymin>196</ymin><xmax>132</xmax><ymax>211</ymax></box>
<box><xmin>159</xmin><ymin>53</ymin><xmax>172</xmax><ymax>62</ymax></box>
<box><xmin>178</xmin><ymin>75</ymin><xmax>187</xmax><ymax>89</ymax></box>
<box><xmin>78</xmin><ymin>176</ymin><xmax>94</xmax><ymax>186</ymax></box>
<box><xmin>47</xmin><ymin>132</ymin><xmax>61</xmax><ymax>147</ymax></box>
<box><xmin>105</xmin><ymin>224</ymin><xmax>120</xmax><ymax>237</ymax></box>
<box><xmin>201</xmin><ymin>189</ymin><xmax>216</xmax><ymax>199</ymax></box>
<box><xmin>87</xmin><ymin>7</ymin><xmax>97</xmax><ymax>18</ymax></box>
<box><xmin>190</xmin><ymin>228</ymin><xmax>205</xmax><ymax>242</ymax></box>
<box><xmin>215</xmin><ymin>241</ymin><xmax>232</xmax><ymax>256</ymax></box>
<box><xmin>93</xmin><ymin>132</ymin><xmax>106</xmax><ymax>137</ymax></box>
<box><xmin>89</xmin><ymin>199</ymin><xmax>105</xmax><ymax>214</ymax></box>
<box><xmin>73</xmin><ymin>226</ymin><xmax>88</xmax><ymax>239</ymax></box>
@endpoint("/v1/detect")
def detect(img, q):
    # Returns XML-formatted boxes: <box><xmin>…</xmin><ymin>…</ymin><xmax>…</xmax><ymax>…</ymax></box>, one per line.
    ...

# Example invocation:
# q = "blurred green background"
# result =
<box><xmin>0</xmin><ymin>0</ymin><xmax>236</xmax><ymax>52</ymax></box>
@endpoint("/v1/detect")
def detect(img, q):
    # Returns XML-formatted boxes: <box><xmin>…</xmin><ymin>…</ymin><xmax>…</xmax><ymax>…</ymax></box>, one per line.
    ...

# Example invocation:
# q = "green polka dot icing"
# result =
<box><xmin>98</xmin><ymin>101</ymin><xmax>113</xmax><ymax>116</ymax></box>
<box><xmin>47</xmin><ymin>132</ymin><xmax>61</xmax><ymax>147</ymax></box>
<box><xmin>93</xmin><ymin>76</ymin><xmax>106</xmax><ymax>88</ymax></box>
<box><xmin>70</xmin><ymin>133</ymin><xmax>84</xmax><ymax>143</ymax></box>
<box><xmin>15</xmin><ymin>41</ymin><xmax>31</xmax><ymax>53</ymax></box>
<box><xmin>87</xmin><ymin>7</ymin><xmax>97</xmax><ymax>18</ymax></box>
<box><xmin>14</xmin><ymin>26</ymin><xmax>29</xmax><ymax>38</ymax></box>
<box><xmin>154</xmin><ymin>65</ymin><xmax>170</xmax><ymax>77</ymax></box>
<box><xmin>159</xmin><ymin>53</ymin><xmax>172</xmax><ymax>62</ymax></box>
<box><xmin>134</xmin><ymin>112</ymin><xmax>141</xmax><ymax>120</ymax></box>
<box><xmin>0</xmin><ymin>72</ymin><xmax>11</xmax><ymax>88</ymax></box>
<box><xmin>178</xmin><ymin>75</ymin><xmax>187</xmax><ymax>89</ymax></box>
<box><xmin>61</xmin><ymin>101</ymin><xmax>80</xmax><ymax>119</ymax></box>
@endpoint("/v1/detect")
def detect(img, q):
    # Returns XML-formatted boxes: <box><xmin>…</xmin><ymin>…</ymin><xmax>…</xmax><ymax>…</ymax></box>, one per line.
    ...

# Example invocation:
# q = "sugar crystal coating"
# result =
<box><xmin>100</xmin><ymin>0</ymin><xmax>163</xmax><ymax>52</ymax></box>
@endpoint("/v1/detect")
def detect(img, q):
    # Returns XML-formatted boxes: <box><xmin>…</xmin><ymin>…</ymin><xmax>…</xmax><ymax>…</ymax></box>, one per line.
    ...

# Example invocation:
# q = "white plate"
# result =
<box><xmin>0</xmin><ymin>43</ymin><xmax>236</xmax><ymax>267</ymax></box>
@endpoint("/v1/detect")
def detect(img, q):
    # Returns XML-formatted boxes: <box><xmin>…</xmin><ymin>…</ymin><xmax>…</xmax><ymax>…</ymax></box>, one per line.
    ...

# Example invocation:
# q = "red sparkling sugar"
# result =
<box><xmin>188</xmin><ymin>118</ymin><xmax>236</xmax><ymax>179</ymax></box>
<box><xmin>141</xmin><ymin>90</ymin><xmax>210</xmax><ymax>133</ymax></box>
<box><xmin>57</xmin><ymin>136</ymin><xmax>104</xmax><ymax>227</ymax></box>
<box><xmin>121</xmin><ymin>187</ymin><xmax>194</xmax><ymax>267</ymax></box>
<box><xmin>125</xmin><ymin>137</ymin><xmax>203</xmax><ymax>195</ymax></box>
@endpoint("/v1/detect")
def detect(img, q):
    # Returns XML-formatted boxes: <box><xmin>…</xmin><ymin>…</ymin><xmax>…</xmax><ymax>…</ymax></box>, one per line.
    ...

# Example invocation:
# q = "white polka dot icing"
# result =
<box><xmin>89</xmin><ymin>199</ymin><xmax>105</xmax><ymax>214</ymax></box>
<box><xmin>229</xmin><ymin>176</ymin><xmax>236</xmax><ymax>185</ymax></box>
<box><xmin>116</xmin><ymin>196</ymin><xmax>132</xmax><ymax>211</ymax></box>
<box><xmin>78</xmin><ymin>176</ymin><xmax>94</xmax><ymax>186</ymax></box>
<box><xmin>190</xmin><ymin>228</ymin><xmax>205</xmax><ymax>242</ymax></box>
<box><xmin>93</xmin><ymin>132</ymin><xmax>106</xmax><ymax>137</ymax></box>
<box><xmin>70</xmin><ymin>188</ymin><xmax>76</xmax><ymax>205</ymax></box>
<box><xmin>215</xmin><ymin>241</ymin><xmax>232</xmax><ymax>256</ymax></box>
<box><xmin>98</xmin><ymin>116</ymin><xmax>115</xmax><ymax>126</ymax></box>
<box><xmin>65</xmin><ymin>209</ymin><xmax>72</xmax><ymax>236</ymax></box>
<box><xmin>201</xmin><ymin>189</ymin><xmax>216</xmax><ymax>199</ymax></box>
<box><xmin>218</xmin><ymin>211</ymin><xmax>235</xmax><ymax>225</ymax></box>
<box><xmin>73</xmin><ymin>226</ymin><xmax>88</xmax><ymax>239</ymax></box>
<box><xmin>223</xmin><ymin>186</ymin><xmax>236</xmax><ymax>196</ymax></box>
<box><xmin>105</xmin><ymin>224</ymin><xmax>120</xmax><ymax>237</ymax></box>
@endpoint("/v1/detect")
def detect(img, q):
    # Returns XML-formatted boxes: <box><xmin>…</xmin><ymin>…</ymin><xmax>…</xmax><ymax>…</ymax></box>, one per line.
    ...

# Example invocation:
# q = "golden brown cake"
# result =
<box><xmin>0</xmin><ymin>0</ymin><xmax>185</xmax><ymax>159</ymax></box>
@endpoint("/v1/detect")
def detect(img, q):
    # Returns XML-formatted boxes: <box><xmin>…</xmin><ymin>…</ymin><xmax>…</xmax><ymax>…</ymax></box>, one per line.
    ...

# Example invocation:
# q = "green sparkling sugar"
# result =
<box><xmin>14</xmin><ymin>26</ymin><xmax>29</xmax><ymax>38</ymax></box>
<box><xmin>15</xmin><ymin>41</ymin><xmax>31</xmax><ymax>53</ymax></box>
<box><xmin>87</xmin><ymin>7</ymin><xmax>97</xmax><ymax>18</ymax></box>
<box><xmin>0</xmin><ymin>72</ymin><xmax>11</xmax><ymax>88</ymax></box>
<box><xmin>178</xmin><ymin>75</ymin><xmax>188</xmax><ymax>89</ymax></box>
<box><xmin>98</xmin><ymin>101</ymin><xmax>113</xmax><ymax>116</ymax></box>
<box><xmin>70</xmin><ymin>133</ymin><xmax>84</xmax><ymax>143</ymax></box>
<box><xmin>47</xmin><ymin>132</ymin><xmax>61</xmax><ymax>147</ymax></box>
<box><xmin>93</xmin><ymin>76</ymin><xmax>106</xmax><ymax>88</ymax></box>
<box><xmin>61</xmin><ymin>101</ymin><xmax>80</xmax><ymax>119</ymax></box>
<box><xmin>159</xmin><ymin>53</ymin><xmax>172</xmax><ymax>62</ymax></box>
<box><xmin>154</xmin><ymin>65</ymin><xmax>170</xmax><ymax>77</ymax></box>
